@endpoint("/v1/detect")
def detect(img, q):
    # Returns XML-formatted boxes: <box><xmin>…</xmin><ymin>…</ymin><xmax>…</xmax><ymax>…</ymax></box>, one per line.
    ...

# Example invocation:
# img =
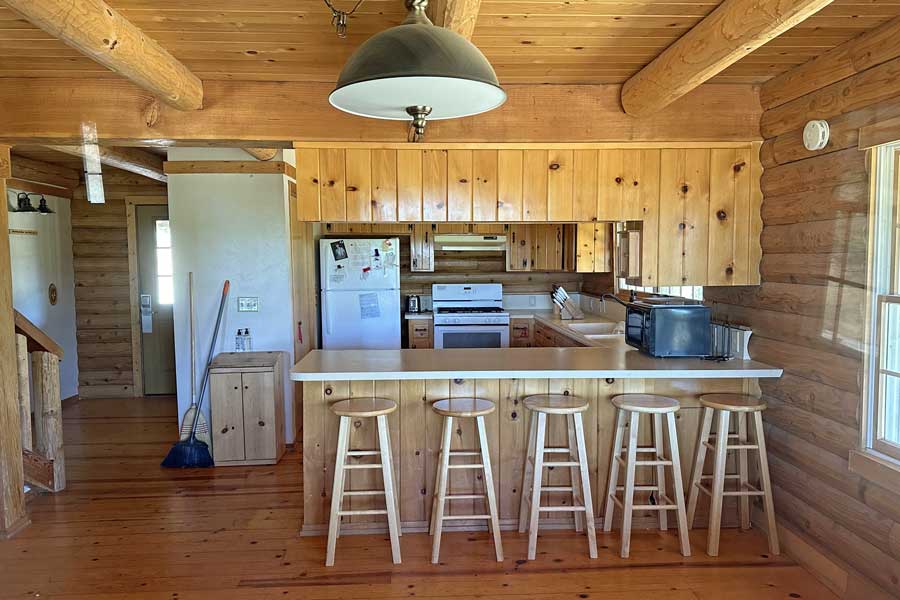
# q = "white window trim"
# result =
<box><xmin>852</xmin><ymin>144</ymin><xmax>900</xmax><ymax>487</ymax></box>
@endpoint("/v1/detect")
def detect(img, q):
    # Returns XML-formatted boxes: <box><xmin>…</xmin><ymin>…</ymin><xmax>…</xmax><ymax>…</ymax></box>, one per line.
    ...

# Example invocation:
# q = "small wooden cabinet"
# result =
<box><xmin>407</xmin><ymin>319</ymin><xmax>433</xmax><ymax>349</ymax></box>
<box><xmin>209</xmin><ymin>351</ymin><xmax>285</xmax><ymax>466</ymax></box>
<box><xmin>510</xmin><ymin>317</ymin><xmax>534</xmax><ymax>347</ymax></box>
<box><xmin>534</xmin><ymin>321</ymin><xmax>588</xmax><ymax>348</ymax></box>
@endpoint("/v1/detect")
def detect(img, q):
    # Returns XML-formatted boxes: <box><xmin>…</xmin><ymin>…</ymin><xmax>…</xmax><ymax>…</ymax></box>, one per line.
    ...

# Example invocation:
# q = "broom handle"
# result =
<box><xmin>189</xmin><ymin>272</ymin><xmax>196</xmax><ymax>404</ymax></box>
<box><xmin>190</xmin><ymin>280</ymin><xmax>230</xmax><ymax>439</ymax></box>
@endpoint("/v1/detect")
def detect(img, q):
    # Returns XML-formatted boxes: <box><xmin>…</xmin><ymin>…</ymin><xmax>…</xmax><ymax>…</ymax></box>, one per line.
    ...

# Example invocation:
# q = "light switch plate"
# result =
<box><xmin>237</xmin><ymin>296</ymin><xmax>259</xmax><ymax>312</ymax></box>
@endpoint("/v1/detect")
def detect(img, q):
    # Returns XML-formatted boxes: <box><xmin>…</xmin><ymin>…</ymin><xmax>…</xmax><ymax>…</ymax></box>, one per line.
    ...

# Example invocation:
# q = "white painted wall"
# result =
<box><xmin>7</xmin><ymin>189</ymin><xmax>79</xmax><ymax>399</ymax></box>
<box><xmin>167</xmin><ymin>148</ymin><xmax>296</xmax><ymax>443</ymax></box>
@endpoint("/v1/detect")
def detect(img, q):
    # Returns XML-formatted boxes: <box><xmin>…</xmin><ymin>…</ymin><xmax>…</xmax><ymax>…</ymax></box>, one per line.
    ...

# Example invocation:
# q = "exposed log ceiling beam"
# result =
<box><xmin>46</xmin><ymin>145</ymin><xmax>167</xmax><ymax>183</ymax></box>
<box><xmin>0</xmin><ymin>79</ymin><xmax>763</xmax><ymax>144</ymax></box>
<box><xmin>9</xmin><ymin>156</ymin><xmax>80</xmax><ymax>191</ymax></box>
<box><xmin>620</xmin><ymin>0</ymin><xmax>835</xmax><ymax>117</ymax></box>
<box><xmin>427</xmin><ymin>0</ymin><xmax>482</xmax><ymax>40</ymax></box>
<box><xmin>243</xmin><ymin>148</ymin><xmax>278</xmax><ymax>161</ymax></box>
<box><xmin>4</xmin><ymin>0</ymin><xmax>203</xmax><ymax>111</ymax></box>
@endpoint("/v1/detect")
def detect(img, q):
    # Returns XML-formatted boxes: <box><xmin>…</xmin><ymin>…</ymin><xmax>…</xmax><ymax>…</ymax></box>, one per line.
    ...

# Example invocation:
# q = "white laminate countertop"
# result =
<box><xmin>290</xmin><ymin>340</ymin><xmax>782</xmax><ymax>381</ymax></box>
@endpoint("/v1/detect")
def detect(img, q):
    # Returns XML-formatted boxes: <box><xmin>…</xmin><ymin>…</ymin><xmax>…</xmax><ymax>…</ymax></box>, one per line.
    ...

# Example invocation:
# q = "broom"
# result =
<box><xmin>179</xmin><ymin>272</ymin><xmax>210</xmax><ymax>445</ymax></box>
<box><xmin>162</xmin><ymin>279</ymin><xmax>230</xmax><ymax>468</ymax></box>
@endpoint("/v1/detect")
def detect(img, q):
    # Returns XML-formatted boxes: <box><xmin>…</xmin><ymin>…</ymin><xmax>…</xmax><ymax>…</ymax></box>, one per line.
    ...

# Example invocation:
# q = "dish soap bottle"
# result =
<box><xmin>243</xmin><ymin>328</ymin><xmax>252</xmax><ymax>352</ymax></box>
<box><xmin>235</xmin><ymin>329</ymin><xmax>245</xmax><ymax>352</ymax></box>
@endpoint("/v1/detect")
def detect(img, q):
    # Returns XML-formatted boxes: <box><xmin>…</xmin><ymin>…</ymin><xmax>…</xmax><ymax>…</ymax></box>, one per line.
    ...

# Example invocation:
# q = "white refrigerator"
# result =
<box><xmin>320</xmin><ymin>237</ymin><xmax>401</xmax><ymax>349</ymax></box>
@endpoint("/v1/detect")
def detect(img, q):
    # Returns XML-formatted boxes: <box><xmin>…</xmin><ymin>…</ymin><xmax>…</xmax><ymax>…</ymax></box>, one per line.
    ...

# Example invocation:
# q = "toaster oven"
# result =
<box><xmin>625</xmin><ymin>301</ymin><xmax>711</xmax><ymax>357</ymax></box>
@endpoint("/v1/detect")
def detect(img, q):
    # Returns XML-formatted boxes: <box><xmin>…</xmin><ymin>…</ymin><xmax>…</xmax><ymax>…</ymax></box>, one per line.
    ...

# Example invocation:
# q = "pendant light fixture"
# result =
<box><xmin>37</xmin><ymin>196</ymin><xmax>55</xmax><ymax>215</ymax></box>
<box><xmin>329</xmin><ymin>0</ymin><xmax>506</xmax><ymax>141</ymax></box>
<box><xmin>13</xmin><ymin>192</ymin><xmax>38</xmax><ymax>213</ymax></box>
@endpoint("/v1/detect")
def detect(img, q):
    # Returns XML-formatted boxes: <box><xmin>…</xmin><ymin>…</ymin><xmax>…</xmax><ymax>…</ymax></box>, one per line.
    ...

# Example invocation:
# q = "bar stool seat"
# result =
<box><xmin>326</xmin><ymin>397</ymin><xmax>401</xmax><ymax>567</ymax></box>
<box><xmin>519</xmin><ymin>393</ymin><xmax>597</xmax><ymax>560</ymax></box>
<box><xmin>330</xmin><ymin>397</ymin><xmax>397</xmax><ymax>417</ymax></box>
<box><xmin>524</xmin><ymin>393</ymin><xmax>589</xmax><ymax>414</ymax></box>
<box><xmin>699</xmin><ymin>393</ymin><xmax>767</xmax><ymax>412</ymax></box>
<box><xmin>432</xmin><ymin>397</ymin><xmax>496</xmax><ymax>417</ymax></box>
<box><xmin>430</xmin><ymin>397</ymin><xmax>503</xmax><ymax>564</ymax></box>
<box><xmin>604</xmin><ymin>394</ymin><xmax>691</xmax><ymax>559</ymax></box>
<box><xmin>687</xmin><ymin>393</ymin><xmax>779</xmax><ymax>557</ymax></box>
<box><xmin>611</xmin><ymin>394</ymin><xmax>679</xmax><ymax>414</ymax></box>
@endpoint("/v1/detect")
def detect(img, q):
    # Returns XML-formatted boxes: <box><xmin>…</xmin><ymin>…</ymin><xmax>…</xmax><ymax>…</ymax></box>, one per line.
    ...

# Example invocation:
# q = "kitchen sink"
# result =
<box><xmin>566</xmin><ymin>322</ymin><xmax>622</xmax><ymax>335</ymax></box>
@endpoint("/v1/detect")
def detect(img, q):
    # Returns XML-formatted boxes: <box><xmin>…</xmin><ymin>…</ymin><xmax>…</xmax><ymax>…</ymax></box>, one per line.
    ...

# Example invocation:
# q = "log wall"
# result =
<box><xmin>705</xmin><ymin>17</ymin><xmax>900</xmax><ymax>599</ymax></box>
<box><xmin>72</xmin><ymin>170</ymin><xmax>166</xmax><ymax>399</ymax></box>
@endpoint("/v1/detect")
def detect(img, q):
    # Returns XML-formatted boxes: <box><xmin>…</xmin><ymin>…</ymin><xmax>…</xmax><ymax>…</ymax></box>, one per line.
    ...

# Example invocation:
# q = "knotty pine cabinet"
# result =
<box><xmin>407</xmin><ymin>319</ymin><xmax>433</xmax><ymax>349</ymax></box>
<box><xmin>209</xmin><ymin>352</ymin><xmax>286</xmax><ymax>466</ymax></box>
<box><xmin>298</xmin><ymin>144</ymin><xmax>762</xmax><ymax>286</ymax></box>
<box><xmin>510</xmin><ymin>317</ymin><xmax>534</xmax><ymax>347</ymax></box>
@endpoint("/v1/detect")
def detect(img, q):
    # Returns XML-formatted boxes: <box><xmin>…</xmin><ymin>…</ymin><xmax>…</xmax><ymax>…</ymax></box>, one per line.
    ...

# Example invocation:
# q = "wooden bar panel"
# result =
<box><xmin>709</xmin><ymin>148</ymin><xmax>752</xmax><ymax>285</ymax></box>
<box><xmin>573</xmin><ymin>149</ymin><xmax>600</xmax><ymax>222</ymax></box>
<box><xmin>447</xmin><ymin>150</ymin><xmax>473</xmax><ymax>222</ymax></box>
<box><xmin>371</xmin><ymin>149</ymin><xmax>398</xmax><ymax>223</ymax></box>
<box><xmin>295</xmin><ymin>148</ymin><xmax>320</xmax><ymax>222</ymax></box>
<box><xmin>422</xmin><ymin>149</ymin><xmax>448</xmax><ymax>222</ymax></box>
<box><xmin>344</xmin><ymin>149</ymin><xmax>372</xmax><ymax>222</ymax></box>
<box><xmin>319</xmin><ymin>149</ymin><xmax>347</xmax><ymax>222</ymax></box>
<box><xmin>522</xmin><ymin>150</ymin><xmax>548</xmax><ymax>222</ymax></box>
<box><xmin>547</xmin><ymin>149</ymin><xmax>574</xmax><ymax>221</ymax></box>
<box><xmin>472</xmin><ymin>150</ymin><xmax>498</xmax><ymax>222</ymax></box>
<box><xmin>497</xmin><ymin>150</ymin><xmax>523</xmax><ymax>222</ymax></box>
<box><xmin>397</xmin><ymin>150</ymin><xmax>423</xmax><ymax>222</ymax></box>
<box><xmin>299</xmin><ymin>376</ymin><xmax>745</xmax><ymax>535</ymax></box>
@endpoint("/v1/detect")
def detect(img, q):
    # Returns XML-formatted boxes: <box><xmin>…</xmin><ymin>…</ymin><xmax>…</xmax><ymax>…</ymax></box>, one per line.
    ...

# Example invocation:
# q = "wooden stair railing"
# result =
<box><xmin>14</xmin><ymin>310</ymin><xmax>65</xmax><ymax>492</ymax></box>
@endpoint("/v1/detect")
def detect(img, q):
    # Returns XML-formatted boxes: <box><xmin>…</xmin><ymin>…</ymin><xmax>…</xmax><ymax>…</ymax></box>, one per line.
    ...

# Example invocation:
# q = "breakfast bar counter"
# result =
<box><xmin>293</xmin><ymin>345</ymin><xmax>781</xmax><ymax>536</ymax></box>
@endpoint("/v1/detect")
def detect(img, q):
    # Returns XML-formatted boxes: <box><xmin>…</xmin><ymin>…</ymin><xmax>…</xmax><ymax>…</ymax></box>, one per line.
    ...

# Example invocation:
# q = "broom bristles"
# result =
<box><xmin>161</xmin><ymin>439</ymin><xmax>214</xmax><ymax>468</ymax></box>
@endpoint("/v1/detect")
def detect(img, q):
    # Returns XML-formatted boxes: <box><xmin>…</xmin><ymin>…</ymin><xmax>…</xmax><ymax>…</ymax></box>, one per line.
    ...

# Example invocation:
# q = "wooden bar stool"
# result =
<box><xmin>519</xmin><ymin>393</ymin><xmax>597</xmax><ymax>560</ymax></box>
<box><xmin>603</xmin><ymin>394</ymin><xmax>691</xmax><ymax>559</ymax></box>
<box><xmin>326</xmin><ymin>397</ymin><xmax>401</xmax><ymax>567</ymax></box>
<box><xmin>429</xmin><ymin>397</ymin><xmax>503</xmax><ymax>564</ymax></box>
<box><xmin>686</xmin><ymin>393</ymin><xmax>779</xmax><ymax>557</ymax></box>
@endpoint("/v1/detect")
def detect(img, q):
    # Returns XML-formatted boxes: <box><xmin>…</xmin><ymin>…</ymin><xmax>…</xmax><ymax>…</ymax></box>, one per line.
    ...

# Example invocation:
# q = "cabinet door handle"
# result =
<box><xmin>258</xmin><ymin>420</ymin><xmax>265</xmax><ymax>427</ymax></box>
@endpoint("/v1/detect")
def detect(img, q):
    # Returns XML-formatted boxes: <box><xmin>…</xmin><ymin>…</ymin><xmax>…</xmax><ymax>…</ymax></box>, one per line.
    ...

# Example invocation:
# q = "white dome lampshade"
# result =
<box><xmin>329</xmin><ymin>0</ymin><xmax>506</xmax><ymax>139</ymax></box>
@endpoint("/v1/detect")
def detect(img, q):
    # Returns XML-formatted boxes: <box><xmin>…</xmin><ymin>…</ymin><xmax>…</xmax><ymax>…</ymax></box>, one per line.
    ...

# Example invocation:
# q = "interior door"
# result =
<box><xmin>136</xmin><ymin>204</ymin><xmax>177</xmax><ymax>395</ymax></box>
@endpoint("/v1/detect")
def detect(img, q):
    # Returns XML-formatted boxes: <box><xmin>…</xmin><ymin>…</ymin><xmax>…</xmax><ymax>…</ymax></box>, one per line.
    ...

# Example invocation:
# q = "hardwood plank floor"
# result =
<box><xmin>1</xmin><ymin>396</ymin><xmax>837</xmax><ymax>599</ymax></box>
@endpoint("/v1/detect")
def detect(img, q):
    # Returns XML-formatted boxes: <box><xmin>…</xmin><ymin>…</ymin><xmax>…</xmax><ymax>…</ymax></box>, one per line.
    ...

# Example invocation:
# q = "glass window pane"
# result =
<box><xmin>158</xmin><ymin>275</ymin><xmax>174</xmax><ymax>305</ymax></box>
<box><xmin>883</xmin><ymin>300</ymin><xmax>900</xmax><ymax>374</ymax></box>
<box><xmin>156</xmin><ymin>248</ymin><xmax>173</xmax><ymax>276</ymax></box>
<box><xmin>881</xmin><ymin>374</ymin><xmax>900</xmax><ymax>445</ymax></box>
<box><xmin>155</xmin><ymin>220</ymin><xmax>171</xmax><ymax>248</ymax></box>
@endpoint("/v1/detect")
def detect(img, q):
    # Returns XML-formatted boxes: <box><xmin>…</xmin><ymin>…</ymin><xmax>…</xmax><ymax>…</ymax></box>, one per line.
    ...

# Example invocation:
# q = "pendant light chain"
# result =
<box><xmin>323</xmin><ymin>0</ymin><xmax>366</xmax><ymax>37</ymax></box>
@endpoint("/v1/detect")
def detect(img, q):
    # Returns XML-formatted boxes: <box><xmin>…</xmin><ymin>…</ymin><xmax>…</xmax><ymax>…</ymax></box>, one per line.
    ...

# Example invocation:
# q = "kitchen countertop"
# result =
<box><xmin>404</xmin><ymin>311</ymin><xmax>433</xmax><ymax>320</ymax></box>
<box><xmin>290</xmin><ymin>340</ymin><xmax>782</xmax><ymax>381</ymax></box>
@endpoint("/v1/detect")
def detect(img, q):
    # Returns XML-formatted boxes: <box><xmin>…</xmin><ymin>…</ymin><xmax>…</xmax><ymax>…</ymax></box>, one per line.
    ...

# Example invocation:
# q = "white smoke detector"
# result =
<box><xmin>803</xmin><ymin>120</ymin><xmax>830</xmax><ymax>151</ymax></box>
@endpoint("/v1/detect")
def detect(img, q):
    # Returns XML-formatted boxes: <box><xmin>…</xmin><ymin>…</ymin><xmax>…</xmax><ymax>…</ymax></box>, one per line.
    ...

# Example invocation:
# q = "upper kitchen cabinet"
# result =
<box><xmin>294</xmin><ymin>143</ymin><xmax>762</xmax><ymax>286</ymax></box>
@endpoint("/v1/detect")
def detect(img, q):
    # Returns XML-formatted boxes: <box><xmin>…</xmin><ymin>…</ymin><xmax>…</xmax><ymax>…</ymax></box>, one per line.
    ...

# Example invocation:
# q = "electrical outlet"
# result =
<box><xmin>237</xmin><ymin>297</ymin><xmax>259</xmax><ymax>312</ymax></box>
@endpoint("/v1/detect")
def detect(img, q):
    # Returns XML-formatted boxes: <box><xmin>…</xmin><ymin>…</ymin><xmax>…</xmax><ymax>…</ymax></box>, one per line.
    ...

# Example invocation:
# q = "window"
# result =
<box><xmin>618</xmin><ymin>279</ymin><xmax>704</xmax><ymax>301</ymax></box>
<box><xmin>866</xmin><ymin>144</ymin><xmax>900</xmax><ymax>461</ymax></box>
<box><xmin>155</xmin><ymin>220</ymin><xmax>174</xmax><ymax>305</ymax></box>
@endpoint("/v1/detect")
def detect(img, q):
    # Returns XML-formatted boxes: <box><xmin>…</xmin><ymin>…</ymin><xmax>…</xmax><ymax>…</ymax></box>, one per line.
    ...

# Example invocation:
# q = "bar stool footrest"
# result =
<box><xmin>447</xmin><ymin>463</ymin><xmax>485</xmax><ymax>469</ymax></box>
<box><xmin>543</xmin><ymin>461</ymin><xmax>579</xmax><ymax>467</ymax></box>
<box><xmin>338</xmin><ymin>509</ymin><xmax>388</xmax><ymax>516</ymax></box>
<box><xmin>346</xmin><ymin>450</ymin><xmax>380</xmax><ymax>457</ymax></box>
<box><xmin>538</xmin><ymin>505</ymin><xmax>587</xmax><ymax>512</ymax></box>
<box><xmin>342</xmin><ymin>490</ymin><xmax>385</xmax><ymax>497</ymax></box>
<box><xmin>343</xmin><ymin>464</ymin><xmax>383</xmax><ymax>470</ymax></box>
<box><xmin>445</xmin><ymin>494</ymin><xmax>486</xmax><ymax>500</ymax></box>
<box><xmin>441</xmin><ymin>514</ymin><xmax>492</xmax><ymax>521</ymax></box>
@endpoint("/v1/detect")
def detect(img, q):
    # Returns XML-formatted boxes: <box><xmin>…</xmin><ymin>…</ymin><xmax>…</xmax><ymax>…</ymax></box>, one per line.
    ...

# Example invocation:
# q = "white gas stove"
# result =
<box><xmin>431</xmin><ymin>284</ymin><xmax>510</xmax><ymax>348</ymax></box>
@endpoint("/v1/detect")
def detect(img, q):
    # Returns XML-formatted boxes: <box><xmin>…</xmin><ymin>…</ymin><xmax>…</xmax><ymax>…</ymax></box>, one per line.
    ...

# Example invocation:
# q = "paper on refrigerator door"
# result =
<box><xmin>359</xmin><ymin>292</ymin><xmax>381</xmax><ymax>319</ymax></box>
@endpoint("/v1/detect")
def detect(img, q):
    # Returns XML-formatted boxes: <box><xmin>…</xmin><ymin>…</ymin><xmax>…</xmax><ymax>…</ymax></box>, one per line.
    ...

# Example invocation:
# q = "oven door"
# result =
<box><xmin>434</xmin><ymin>324</ymin><xmax>509</xmax><ymax>349</ymax></box>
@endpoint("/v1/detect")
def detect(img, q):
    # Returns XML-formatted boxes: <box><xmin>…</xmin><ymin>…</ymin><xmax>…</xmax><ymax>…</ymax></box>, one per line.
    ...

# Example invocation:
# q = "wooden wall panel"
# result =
<box><xmin>472</xmin><ymin>150</ymin><xmax>498</xmax><ymax>222</ymax></box>
<box><xmin>295</xmin><ymin>148</ymin><xmax>320</xmax><ymax>222</ymax></box>
<box><xmin>706</xmin><ymin>31</ymin><xmax>900</xmax><ymax>597</ymax></box>
<box><xmin>319</xmin><ymin>149</ymin><xmax>346</xmax><ymax>222</ymax></box>
<box><xmin>371</xmin><ymin>149</ymin><xmax>398</xmax><ymax>223</ymax></box>
<box><xmin>708</xmin><ymin>148</ymin><xmax>752</xmax><ymax>285</ymax></box>
<box><xmin>547</xmin><ymin>149</ymin><xmax>574</xmax><ymax>221</ymax></box>
<box><xmin>397</xmin><ymin>150</ymin><xmax>423</xmax><ymax>222</ymax></box>
<box><xmin>497</xmin><ymin>150</ymin><xmax>524</xmax><ymax>222</ymax></box>
<box><xmin>72</xmin><ymin>172</ymin><xmax>167</xmax><ymax>399</ymax></box>
<box><xmin>344</xmin><ymin>149</ymin><xmax>371</xmax><ymax>222</ymax></box>
<box><xmin>573</xmin><ymin>150</ymin><xmax>599</xmax><ymax>222</ymax></box>
<box><xmin>447</xmin><ymin>150</ymin><xmax>473</xmax><ymax>222</ymax></box>
<box><xmin>422</xmin><ymin>149</ymin><xmax>448</xmax><ymax>222</ymax></box>
<box><xmin>522</xmin><ymin>150</ymin><xmax>549</xmax><ymax>221</ymax></box>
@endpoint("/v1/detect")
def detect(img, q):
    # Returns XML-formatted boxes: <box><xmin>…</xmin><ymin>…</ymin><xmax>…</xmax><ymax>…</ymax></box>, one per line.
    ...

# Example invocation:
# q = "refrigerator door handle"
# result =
<box><xmin>323</xmin><ymin>296</ymin><xmax>332</xmax><ymax>336</ymax></box>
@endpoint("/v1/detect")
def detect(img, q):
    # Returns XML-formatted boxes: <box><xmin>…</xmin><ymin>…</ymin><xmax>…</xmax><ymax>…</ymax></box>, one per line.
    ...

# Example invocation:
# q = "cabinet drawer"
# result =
<box><xmin>210</xmin><ymin>372</ymin><xmax>246</xmax><ymax>462</ymax></box>
<box><xmin>510</xmin><ymin>318</ymin><xmax>534</xmax><ymax>347</ymax></box>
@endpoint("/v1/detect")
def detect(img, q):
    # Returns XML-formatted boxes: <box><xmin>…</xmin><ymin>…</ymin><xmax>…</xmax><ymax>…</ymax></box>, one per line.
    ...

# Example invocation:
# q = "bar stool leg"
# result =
<box><xmin>737</xmin><ymin>412</ymin><xmax>750</xmax><ymax>530</ymax></box>
<box><xmin>381</xmin><ymin>417</ymin><xmax>402</xmax><ymax>537</ymax></box>
<box><xmin>620</xmin><ymin>411</ymin><xmax>640</xmax><ymax>558</ymax></box>
<box><xmin>376</xmin><ymin>415</ymin><xmax>401</xmax><ymax>564</ymax></box>
<box><xmin>603</xmin><ymin>408</ymin><xmax>627</xmax><ymax>532</ymax></box>
<box><xmin>527</xmin><ymin>412</ymin><xmax>547</xmax><ymax>560</ymax></box>
<box><xmin>707</xmin><ymin>409</ymin><xmax>730</xmax><ymax>557</ymax></box>
<box><xmin>476</xmin><ymin>415</ymin><xmax>504</xmax><ymax>562</ymax></box>
<box><xmin>518</xmin><ymin>411</ymin><xmax>538</xmax><ymax>533</ymax></box>
<box><xmin>665</xmin><ymin>412</ymin><xmax>692</xmax><ymax>557</ymax></box>
<box><xmin>652</xmin><ymin>413</ymin><xmax>668</xmax><ymax>531</ymax></box>
<box><xmin>686</xmin><ymin>407</ymin><xmax>714</xmax><ymax>528</ymax></box>
<box><xmin>567</xmin><ymin>414</ymin><xmax>585</xmax><ymax>533</ymax></box>
<box><xmin>431</xmin><ymin>415</ymin><xmax>454</xmax><ymax>564</ymax></box>
<box><xmin>325</xmin><ymin>416</ymin><xmax>351</xmax><ymax>567</ymax></box>
<box><xmin>753</xmin><ymin>411</ymin><xmax>780</xmax><ymax>555</ymax></box>
<box><xmin>429</xmin><ymin>418</ymin><xmax>445</xmax><ymax>537</ymax></box>
<box><xmin>573</xmin><ymin>412</ymin><xmax>598</xmax><ymax>559</ymax></box>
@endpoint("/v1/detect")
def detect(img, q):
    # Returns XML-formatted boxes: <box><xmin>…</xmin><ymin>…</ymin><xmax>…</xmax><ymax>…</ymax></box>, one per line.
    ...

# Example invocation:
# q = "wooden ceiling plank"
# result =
<box><xmin>3</xmin><ymin>0</ymin><xmax>203</xmax><ymax>111</ymax></box>
<box><xmin>620</xmin><ymin>0</ymin><xmax>836</xmax><ymax>116</ymax></box>
<box><xmin>46</xmin><ymin>146</ymin><xmax>167</xmax><ymax>184</ymax></box>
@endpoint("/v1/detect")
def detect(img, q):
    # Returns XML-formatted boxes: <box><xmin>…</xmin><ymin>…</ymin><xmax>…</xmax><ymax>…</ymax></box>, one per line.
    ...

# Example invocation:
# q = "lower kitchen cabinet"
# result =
<box><xmin>534</xmin><ymin>321</ymin><xmax>588</xmax><ymax>347</ymax></box>
<box><xmin>510</xmin><ymin>317</ymin><xmax>535</xmax><ymax>347</ymax></box>
<box><xmin>209</xmin><ymin>351</ymin><xmax>286</xmax><ymax>466</ymax></box>
<box><xmin>407</xmin><ymin>319</ymin><xmax>433</xmax><ymax>348</ymax></box>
